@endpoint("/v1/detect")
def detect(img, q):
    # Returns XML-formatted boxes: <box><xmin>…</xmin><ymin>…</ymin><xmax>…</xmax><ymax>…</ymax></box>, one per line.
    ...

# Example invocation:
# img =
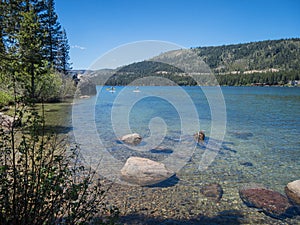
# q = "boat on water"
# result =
<box><xmin>107</xmin><ymin>86</ymin><xmax>116</xmax><ymax>93</ymax></box>
<box><xmin>133</xmin><ymin>87</ymin><xmax>140</xmax><ymax>93</ymax></box>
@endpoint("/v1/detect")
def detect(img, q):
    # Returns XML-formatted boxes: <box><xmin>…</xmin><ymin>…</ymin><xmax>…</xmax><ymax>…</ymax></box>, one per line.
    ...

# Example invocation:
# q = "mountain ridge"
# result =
<box><xmin>80</xmin><ymin>38</ymin><xmax>300</xmax><ymax>86</ymax></box>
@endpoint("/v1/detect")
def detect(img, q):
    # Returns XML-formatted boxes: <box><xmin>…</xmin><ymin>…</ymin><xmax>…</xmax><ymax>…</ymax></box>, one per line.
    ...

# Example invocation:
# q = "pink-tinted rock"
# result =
<box><xmin>120</xmin><ymin>133</ymin><xmax>142</xmax><ymax>145</ymax></box>
<box><xmin>285</xmin><ymin>180</ymin><xmax>300</xmax><ymax>206</ymax></box>
<box><xmin>239</xmin><ymin>184</ymin><xmax>291</xmax><ymax>218</ymax></box>
<box><xmin>120</xmin><ymin>157</ymin><xmax>175</xmax><ymax>186</ymax></box>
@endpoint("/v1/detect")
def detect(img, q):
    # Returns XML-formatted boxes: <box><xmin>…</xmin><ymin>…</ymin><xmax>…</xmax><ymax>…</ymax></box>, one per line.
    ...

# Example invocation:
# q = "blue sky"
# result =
<box><xmin>55</xmin><ymin>0</ymin><xmax>300</xmax><ymax>70</ymax></box>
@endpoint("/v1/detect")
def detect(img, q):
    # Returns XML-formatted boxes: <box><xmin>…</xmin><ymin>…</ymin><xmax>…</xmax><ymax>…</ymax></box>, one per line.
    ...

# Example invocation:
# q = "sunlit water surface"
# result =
<box><xmin>71</xmin><ymin>86</ymin><xmax>300</xmax><ymax>224</ymax></box>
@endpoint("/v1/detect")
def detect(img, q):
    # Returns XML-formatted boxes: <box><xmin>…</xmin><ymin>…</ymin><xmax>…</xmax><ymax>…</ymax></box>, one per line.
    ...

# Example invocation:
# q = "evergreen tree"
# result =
<box><xmin>0</xmin><ymin>0</ymin><xmax>71</xmax><ymax>103</ymax></box>
<box><xmin>56</xmin><ymin>28</ymin><xmax>71</xmax><ymax>74</ymax></box>
<box><xmin>1</xmin><ymin>0</ymin><xmax>24</xmax><ymax>56</ymax></box>
<box><xmin>17</xmin><ymin>5</ymin><xmax>45</xmax><ymax>99</ymax></box>
<box><xmin>39</xmin><ymin>0</ymin><xmax>61</xmax><ymax>69</ymax></box>
<box><xmin>0</xmin><ymin>1</ymin><xmax>6</xmax><ymax>62</ymax></box>
<box><xmin>0</xmin><ymin>0</ymin><xmax>26</xmax><ymax>90</ymax></box>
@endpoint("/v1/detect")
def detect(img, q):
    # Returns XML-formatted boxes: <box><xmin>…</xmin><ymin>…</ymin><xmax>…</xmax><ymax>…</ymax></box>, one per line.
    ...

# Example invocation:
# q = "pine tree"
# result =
<box><xmin>39</xmin><ymin>0</ymin><xmax>61</xmax><ymax>68</ymax></box>
<box><xmin>56</xmin><ymin>28</ymin><xmax>71</xmax><ymax>75</ymax></box>
<box><xmin>17</xmin><ymin>5</ymin><xmax>45</xmax><ymax>100</ymax></box>
<box><xmin>0</xmin><ymin>0</ymin><xmax>25</xmax><ymax>88</ymax></box>
<box><xmin>0</xmin><ymin>1</ymin><xmax>6</xmax><ymax>60</ymax></box>
<box><xmin>1</xmin><ymin>0</ymin><xmax>24</xmax><ymax>55</ymax></box>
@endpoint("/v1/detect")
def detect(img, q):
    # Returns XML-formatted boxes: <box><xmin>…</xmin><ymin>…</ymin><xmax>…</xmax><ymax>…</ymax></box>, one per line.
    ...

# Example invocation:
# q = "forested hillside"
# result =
<box><xmin>195</xmin><ymin>38</ymin><xmax>300</xmax><ymax>73</ymax></box>
<box><xmin>195</xmin><ymin>38</ymin><xmax>300</xmax><ymax>85</ymax></box>
<box><xmin>105</xmin><ymin>61</ymin><xmax>197</xmax><ymax>86</ymax></box>
<box><xmin>102</xmin><ymin>38</ymin><xmax>300</xmax><ymax>86</ymax></box>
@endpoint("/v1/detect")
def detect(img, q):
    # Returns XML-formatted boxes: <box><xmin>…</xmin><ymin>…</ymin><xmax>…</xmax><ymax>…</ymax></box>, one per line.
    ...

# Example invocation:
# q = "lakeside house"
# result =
<box><xmin>289</xmin><ymin>80</ymin><xmax>299</xmax><ymax>86</ymax></box>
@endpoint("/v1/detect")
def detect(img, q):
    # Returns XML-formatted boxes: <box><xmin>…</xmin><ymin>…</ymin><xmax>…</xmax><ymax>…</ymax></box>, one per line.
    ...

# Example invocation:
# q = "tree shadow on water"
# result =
<box><xmin>119</xmin><ymin>209</ymin><xmax>245</xmax><ymax>225</ymax></box>
<box><xmin>42</xmin><ymin>125</ymin><xmax>73</xmax><ymax>134</ymax></box>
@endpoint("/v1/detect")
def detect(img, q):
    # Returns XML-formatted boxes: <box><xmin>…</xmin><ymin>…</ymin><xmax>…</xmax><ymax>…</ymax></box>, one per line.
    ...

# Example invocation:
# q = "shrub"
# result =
<box><xmin>37</xmin><ymin>72</ymin><xmax>64</xmax><ymax>102</ymax></box>
<box><xmin>0</xmin><ymin>105</ymin><xmax>119</xmax><ymax>225</ymax></box>
<box><xmin>0</xmin><ymin>91</ymin><xmax>13</xmax><ymax>108</ymax></box>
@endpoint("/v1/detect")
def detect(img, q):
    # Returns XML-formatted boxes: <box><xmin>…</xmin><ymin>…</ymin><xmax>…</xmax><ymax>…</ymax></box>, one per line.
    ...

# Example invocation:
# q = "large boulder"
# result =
<box><xmin>285</xmin><ymin>180</ymin><xmax>300</xmax><ymax>206</ymax></box>
<box><xmin>120</xmin><ymin>133</ymin><xmax>142</xmax><ymax>145</ymax></box>
<box><xmin>120</xmin><ymin>157</ymin><xmax>175</xmax><ymax>186</ymax></box>
<box><xmin>239</xmin><ymin>183</ymin><xmax>291</xmax><ymax>218</ymax></box>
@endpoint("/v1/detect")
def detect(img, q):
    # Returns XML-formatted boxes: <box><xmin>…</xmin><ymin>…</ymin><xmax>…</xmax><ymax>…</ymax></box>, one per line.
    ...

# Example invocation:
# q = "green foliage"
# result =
<box><xmin>0</xmin><ymin>91</ymin><xmax>13</xmax><ymax>107</ymax></box>
<box><xmin>0</xmin><ymin>0</ymin><xmax>72</xmax><ymax>103</ymax></box>
<box><xmin>216</xmin><ymin>70</ymin><xmax>300</xmax><ymax>86</ymax></box>
<box><xmin>36</xmin><ymin>71</ymin><xmax>76</xmax><ymax>102</ymax></box>
<box><xmin>195</xmin><ymin>38</ymin><xmax>300</xmax><ymax>73</ymax></box>
<box><xmin>105</xmin><ymin>61</ymin><xmax>197</xmax><ymax>86</ymax></box>
<box><xmin>100</xmin><ymin>39</ymin><xmax>300</xmax><ymax>86</ymax></box>
<box><xmin>17</xmin><ymin>8</ymin><xmax>45</xmax><ymax>100</ymax></box>
<box><xmin>18</xmin><ymin>9</ymin><xmax>43</xmax><ymax>64</ymax></box>
<box><xmin>39</xmin><ymin>0</ymin><xmax>62</xmax><ymax>65</ymax></box>
<box><xmin>56</xmin><ymin>29</ymin><xmax>71</xmax><ymax>75</ymax></box>
<box><xmin>38</xmin><ymin>0</ymin><xmax>71</xmax><ymax>73</ymax></box>
<box><xmin>0</xmin><ymin>104</ymin><xmax>119</xmax><ymax>225</ymax></box>
<box><xmin>0</xmin><ymin>1</ymin><xmax>115</xmax><ymax>224</ymax></box>
<box><xmin>37</xmin><ymin>70</ymin><xmax>63</xmax><ymax>102</ymax></box>
<box><xmin>118</xmin><ymin>61</ymin><xmax>183</xmax><ymax>74</ymax></box>
<box><xmin>60</xmin><ymin>77</ymin><xmax>77</xmax><ymax>99</ymax></box>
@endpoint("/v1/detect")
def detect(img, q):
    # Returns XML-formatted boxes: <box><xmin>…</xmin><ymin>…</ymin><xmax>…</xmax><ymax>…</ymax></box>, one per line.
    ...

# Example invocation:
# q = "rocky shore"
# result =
<box><xmin>99</xmin><ymin>162</ymin><xmax>300</xmax><ymax>225</ymax></box>
<box><xmin>100</xmin><ymin>179</ymin><xmax>299</xmax><ymax>225</ymax></box>
<box><xmin>88</xmin><ymin>133</ymin><xmax>300</xmax><ymax>224</ymax></box>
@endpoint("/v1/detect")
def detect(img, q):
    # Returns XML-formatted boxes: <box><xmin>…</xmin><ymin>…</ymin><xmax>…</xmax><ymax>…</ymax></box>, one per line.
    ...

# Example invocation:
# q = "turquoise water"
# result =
<box><xmin>72</xmin><ymin>86</ymin><xmax>300</xmax><ymax>223</ymax></box>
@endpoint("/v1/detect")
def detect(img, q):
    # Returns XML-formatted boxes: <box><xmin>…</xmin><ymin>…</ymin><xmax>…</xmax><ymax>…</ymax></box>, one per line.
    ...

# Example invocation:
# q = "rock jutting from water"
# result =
<box><xmin>120</xmin><ymin>157</ymin><xmax>175</xmax><ymax>186</ymax></box>
<box><xmin>194</xmin><ymin>130</ymin><xmax>205</xmax><ymax>143</ymax></box>
<box><xmin>285</xmin><ymin>180</ymin><xmax>300</xmax><ymax>206</ymax></box>
<box><xmin>239</xmin><ymin>183</ymin><xmax>291</xmax><ymax>219</ymax></box>
<box><xmin>120</xmin><ymin>133</ymin><xmax>142</xmax><ymax>145</ymax></box>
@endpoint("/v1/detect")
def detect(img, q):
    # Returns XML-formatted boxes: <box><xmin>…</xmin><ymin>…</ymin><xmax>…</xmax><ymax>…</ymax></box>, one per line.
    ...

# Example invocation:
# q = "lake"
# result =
<box><xmin>72</xmin><ymin>86</ymin><xmax>300</xmax><ymax>224</ymax></box>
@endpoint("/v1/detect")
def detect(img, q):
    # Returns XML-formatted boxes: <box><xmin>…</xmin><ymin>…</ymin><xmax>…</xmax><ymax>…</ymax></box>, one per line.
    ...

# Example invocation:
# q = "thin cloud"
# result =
<box><xmin>71</xmin><ymin>45</ymin><xmax>86</xmax><ymax>50</ymax></box>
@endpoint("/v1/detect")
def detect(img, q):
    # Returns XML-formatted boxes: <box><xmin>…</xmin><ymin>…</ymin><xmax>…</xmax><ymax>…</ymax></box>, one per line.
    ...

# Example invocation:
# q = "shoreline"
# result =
<box><xmin>2</xmin><ymin>87</ymin><xmax>299</xmax><ymax>224</ymax></box>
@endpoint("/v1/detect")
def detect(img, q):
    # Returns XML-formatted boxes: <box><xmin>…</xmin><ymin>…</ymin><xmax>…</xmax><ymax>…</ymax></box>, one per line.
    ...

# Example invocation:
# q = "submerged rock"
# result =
<box><xmin>201</xmin><ymin>183</ymin><xmax>223</xmax><ymax>201</ymax></box>
<box><xmin>285</xmin><ymin>180</ymin><xmax>300</xmax><ymax>206</ymax></box>
<box><xmin>150</xmin><ymin>146</ymin><xmax>173</xmax><ymax>154</ymax></box>
<box><xmin>120</xmin><ymin>133</ymin><xmax>142</xmax><ymax>145</ymax></box>
<box><xmin>230</xmin><ymin>131</ymin><xmax>253</xmax><ymax>140</ymax></box>
<box><xmin>239</xmin><ymin>183</ymin><xmax>291</xmax><ymax>218</ymax></box>
<box><xmin>120</xmin><ymin>157</ymin><xmax>175</xmax><ymax>186</ymax></box>
<box><xmin>240</xmin><ymin>161</ymin><xmax>254</xmax><ymax>167</ymax></box>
